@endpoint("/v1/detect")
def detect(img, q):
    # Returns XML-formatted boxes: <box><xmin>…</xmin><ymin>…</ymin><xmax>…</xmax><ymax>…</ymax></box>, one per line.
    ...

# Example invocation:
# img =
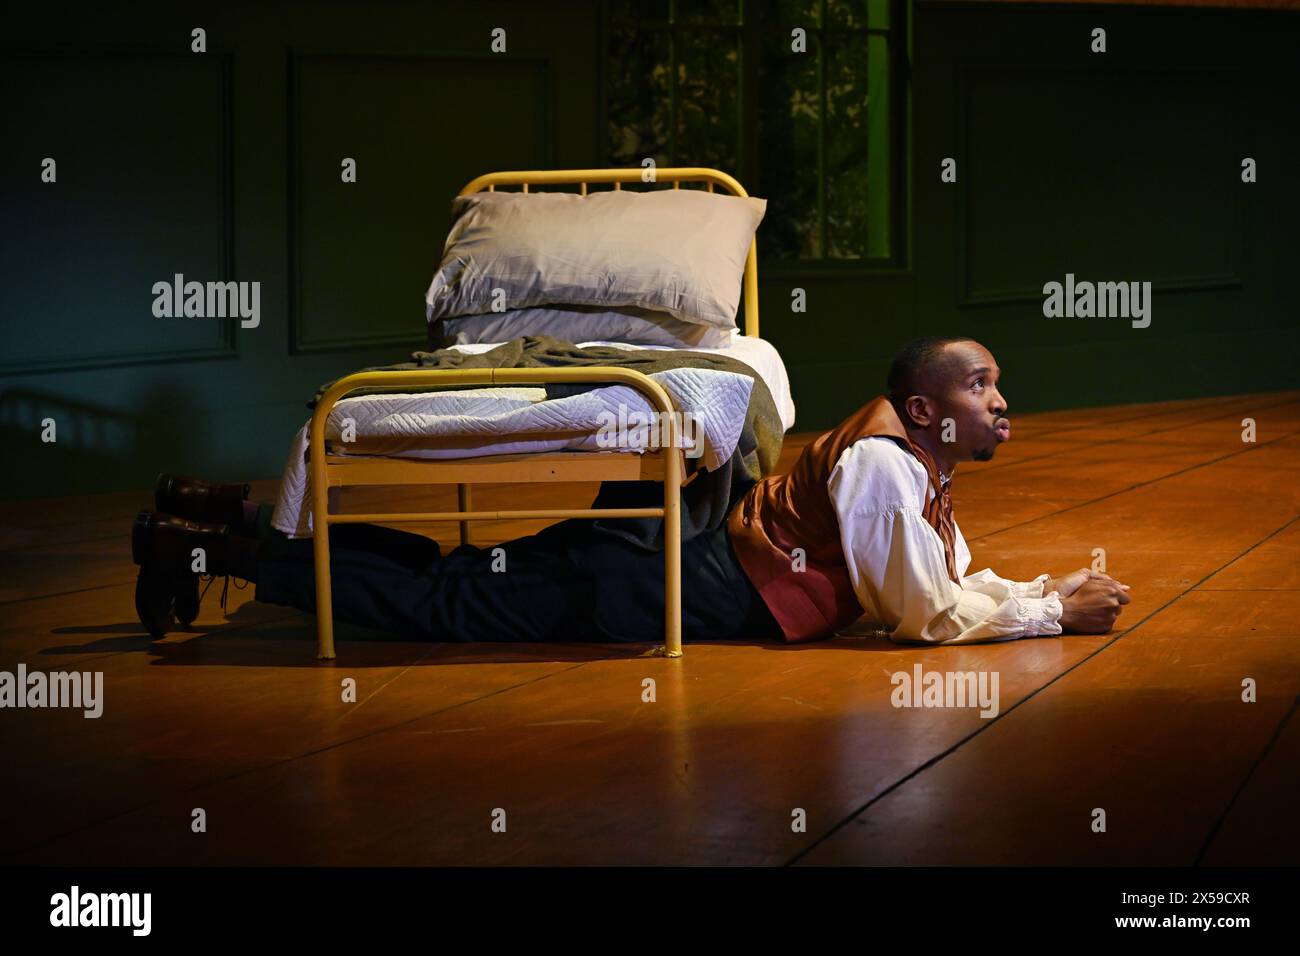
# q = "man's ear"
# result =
<box><xmin>902</xmin><ymin>395</ymin><xmax>934</xmax><ymax>428</ymax></box>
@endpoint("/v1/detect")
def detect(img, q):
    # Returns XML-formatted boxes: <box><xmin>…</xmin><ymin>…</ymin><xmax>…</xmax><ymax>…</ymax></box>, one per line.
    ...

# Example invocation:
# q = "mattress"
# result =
<box><xmin>271</xmin><ymin>332</ymin><xmax>795</xmax><ymax>537</ymax></box>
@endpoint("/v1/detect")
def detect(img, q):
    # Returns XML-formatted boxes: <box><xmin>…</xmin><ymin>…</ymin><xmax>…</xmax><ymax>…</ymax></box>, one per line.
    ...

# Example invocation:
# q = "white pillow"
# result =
<box><xmin>429</xmin><ymin>304</ymin><xmax>733</xmax><ymax>350</ymax></box>
<box><xmin>425</xmin><ymin>189</ymin><xmax>765</xmax><ymax>331</ymax></box>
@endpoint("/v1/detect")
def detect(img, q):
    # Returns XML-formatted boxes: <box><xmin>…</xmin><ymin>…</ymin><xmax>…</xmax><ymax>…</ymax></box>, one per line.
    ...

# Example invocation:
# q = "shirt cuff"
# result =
<box><xmin>1012</xmin><ymin>591</ymin><xmax>1064</xmax><ymax>637</ymax></box>
<box><xmin>1010</xmin><ymin>572</ymin><xmax>1052</xmax><ymax>600</ymax></box>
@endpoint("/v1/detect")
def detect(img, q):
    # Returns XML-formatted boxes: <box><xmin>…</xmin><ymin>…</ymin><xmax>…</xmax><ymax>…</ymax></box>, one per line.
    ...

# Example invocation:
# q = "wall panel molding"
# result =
<box><xmin>0</xmin><ymin>47</ymin><xmax>236</xmax><ymax>375</ymax></box>
<box><xmin>287</xmin><ymin>51</ymin><xmax>554</xmax><ymax>355</ymax></box>
<box><xmin>954</xmin><ymin>62</ymin><xmax>1246</xmax><ymax>310</ymax></box>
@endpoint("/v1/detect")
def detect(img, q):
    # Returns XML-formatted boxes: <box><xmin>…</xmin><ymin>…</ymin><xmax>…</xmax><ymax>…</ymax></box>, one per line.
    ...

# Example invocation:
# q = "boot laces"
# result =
<box><xmin>199</xmin><ymin>573</ymin><xmax>250</xmax><ymax>613</ymax></box>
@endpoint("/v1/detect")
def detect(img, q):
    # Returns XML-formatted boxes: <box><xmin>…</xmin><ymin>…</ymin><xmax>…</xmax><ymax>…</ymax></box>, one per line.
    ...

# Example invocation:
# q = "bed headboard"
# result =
<box><xmin>457</xmin><ymin>168</ymin><xmax>760</xmax><ymax>338</ymax></box>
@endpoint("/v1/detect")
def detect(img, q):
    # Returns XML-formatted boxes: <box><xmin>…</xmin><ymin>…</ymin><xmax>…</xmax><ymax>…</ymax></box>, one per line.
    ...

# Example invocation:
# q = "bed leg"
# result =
<box><xmin>657</xmin><ymin>449</ymin><xmax>683</xmax><ymax>659</ymax></box>
<box><xmin>457</xmin><ymin>484</ymin><xmax>472</xmax><ymax>546</ymax></box>
<box><xmin>312</xmin><ymin>488</ymin><xmax>336</xmax><ymax>661</ymax></box>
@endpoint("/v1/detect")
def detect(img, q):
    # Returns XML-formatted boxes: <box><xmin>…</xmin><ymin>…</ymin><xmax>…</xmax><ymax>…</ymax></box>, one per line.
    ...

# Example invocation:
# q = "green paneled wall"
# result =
<box><xmin>1</xmin><ymin>1</ymin><xmax>1297</xmax><ymax>499</ymax></box>
<box><xmin>1</xmin><ymin>1</ymin><xmax>597</xmax><ymax>498</ymax></box>
<box><xmin>902</xmin><ymin>1</ymin><xmax>1300</xmax><ymax>420</ymax></box>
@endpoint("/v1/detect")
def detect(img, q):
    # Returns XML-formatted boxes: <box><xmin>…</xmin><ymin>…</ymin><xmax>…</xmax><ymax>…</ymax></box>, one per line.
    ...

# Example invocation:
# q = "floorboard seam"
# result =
<box><xmin>968</xmin><ymin>425</ymin><xmax>1300</xmax><ymax>544</ymax></box>
<box><xmin>785</xmin><ymin>513</ymin><xmax>1300</xmax><ymax>866</ymax></box>
<box><xmin>0</xmin><ymin>578</ymin><xmax>140</xmax><ymax>608</ymax></box>
<box><xmin>970</xmin><ymin>395</ymin><xmax>1300</xmax><ymax>479</ymax></box>
<box><xmin>1193</xmin><ymin>693</ymin><xmax>1300</xmax><ymax>866</ymax></box>
<box><xmin>1</xmin><ymin>659</ymin><xmax>595</xmax><ymax>861</ymax></box>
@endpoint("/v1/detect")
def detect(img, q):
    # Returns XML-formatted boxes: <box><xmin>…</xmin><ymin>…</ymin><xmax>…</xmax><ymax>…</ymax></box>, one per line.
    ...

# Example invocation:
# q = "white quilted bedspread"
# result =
<box><xmin>271</xmin><ymin>367</ymin><xmax>755</xmax><ymax>537</ymax></box>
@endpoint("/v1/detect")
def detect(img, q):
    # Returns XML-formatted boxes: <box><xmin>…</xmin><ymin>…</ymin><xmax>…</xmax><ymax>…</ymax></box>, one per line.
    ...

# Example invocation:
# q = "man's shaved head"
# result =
<box><xmin>886</xmin><ymin>335</ymin><xmax>979</xmax><ymax>404</ymax></box>
<box><xmin>882</xmin><ymin>336</ymin><xmax>1010</xmax><ymax>472</ymax></box>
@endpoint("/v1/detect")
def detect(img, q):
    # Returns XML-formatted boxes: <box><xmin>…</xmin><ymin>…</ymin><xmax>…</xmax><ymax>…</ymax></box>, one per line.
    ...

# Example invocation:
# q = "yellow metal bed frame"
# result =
<box><xmin>308</xmin><ymin>167</ymin><xmax>760</xmax><ymax>661</ymax></box>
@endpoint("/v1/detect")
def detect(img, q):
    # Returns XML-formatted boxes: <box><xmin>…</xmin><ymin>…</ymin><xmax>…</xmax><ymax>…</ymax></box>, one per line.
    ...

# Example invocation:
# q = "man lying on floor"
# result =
<box><xmin>129</xmin><ymin>335</ymin><xmax>1131</xmax><ymax>646</ymax></box>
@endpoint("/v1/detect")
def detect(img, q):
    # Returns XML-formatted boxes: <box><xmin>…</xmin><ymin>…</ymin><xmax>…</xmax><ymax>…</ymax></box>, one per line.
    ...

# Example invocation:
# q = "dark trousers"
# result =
<box><xmin>254</xmin><ymin>516</ymin><xmax>783</xmax><ymax>644</ymax></box>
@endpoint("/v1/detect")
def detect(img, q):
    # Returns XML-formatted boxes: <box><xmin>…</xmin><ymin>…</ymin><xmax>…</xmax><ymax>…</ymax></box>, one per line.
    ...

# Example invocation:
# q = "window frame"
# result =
<box><xmin>598</xmin><ymin>0</ymin><xmax>912</xmax><ymax>274</ymax></box>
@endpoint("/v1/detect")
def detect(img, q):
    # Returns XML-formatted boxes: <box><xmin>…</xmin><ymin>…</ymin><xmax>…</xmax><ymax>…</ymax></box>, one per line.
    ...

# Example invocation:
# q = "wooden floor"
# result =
<box><xmin>2</xmin><ymin>390</ymin><xmax>1299</xmax><ymax>866</ymax></box>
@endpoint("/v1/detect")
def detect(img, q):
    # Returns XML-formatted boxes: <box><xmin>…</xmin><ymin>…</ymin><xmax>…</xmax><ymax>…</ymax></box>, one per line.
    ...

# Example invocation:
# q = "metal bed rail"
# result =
<box><xmin>308</xmin><ymin>366</ymin><xmax>685</xmax><ymax>661</ymax></box>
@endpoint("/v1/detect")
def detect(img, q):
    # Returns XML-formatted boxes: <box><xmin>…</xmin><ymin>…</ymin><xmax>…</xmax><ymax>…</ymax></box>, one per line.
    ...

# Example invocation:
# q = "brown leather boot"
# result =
<box><xmin>131</xmin><ymin>511</ymin><xmax>233</xmax><ymax>639</ymax></box>
<box><xmin>154</xmin><ymin>474</ymin><xmax>250</xmax><ymax>527</ymax></box>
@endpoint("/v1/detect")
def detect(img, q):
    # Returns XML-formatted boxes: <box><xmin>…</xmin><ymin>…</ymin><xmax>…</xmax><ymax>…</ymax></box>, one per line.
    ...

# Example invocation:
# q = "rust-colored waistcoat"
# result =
<box><xmin>726</xmin><ymin>394</ymin><xmax>959</xmax><ymax>642</ymax></box>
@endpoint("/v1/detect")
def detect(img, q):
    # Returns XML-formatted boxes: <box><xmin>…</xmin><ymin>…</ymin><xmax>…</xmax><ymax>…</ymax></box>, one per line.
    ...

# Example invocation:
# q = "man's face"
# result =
<box><xmin>906</xmin><ymin>341</ymin><xmax>1010</xmax><ymax>463</ymax></box>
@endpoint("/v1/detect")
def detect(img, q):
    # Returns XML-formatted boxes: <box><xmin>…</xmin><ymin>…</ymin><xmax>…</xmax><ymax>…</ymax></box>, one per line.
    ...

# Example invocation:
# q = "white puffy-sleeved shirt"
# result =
<box><xmin>827</xmin><ymin>436</ymin><xmax>1064</xmax><ymax>645</ymax></box>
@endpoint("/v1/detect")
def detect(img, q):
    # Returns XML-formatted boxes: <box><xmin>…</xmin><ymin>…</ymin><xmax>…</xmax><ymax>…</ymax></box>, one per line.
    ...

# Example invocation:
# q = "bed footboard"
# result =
<box><xmin>307</xmin><ymin>366</ymin><xmax>686</xmax><ymax>661</ymax></box>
